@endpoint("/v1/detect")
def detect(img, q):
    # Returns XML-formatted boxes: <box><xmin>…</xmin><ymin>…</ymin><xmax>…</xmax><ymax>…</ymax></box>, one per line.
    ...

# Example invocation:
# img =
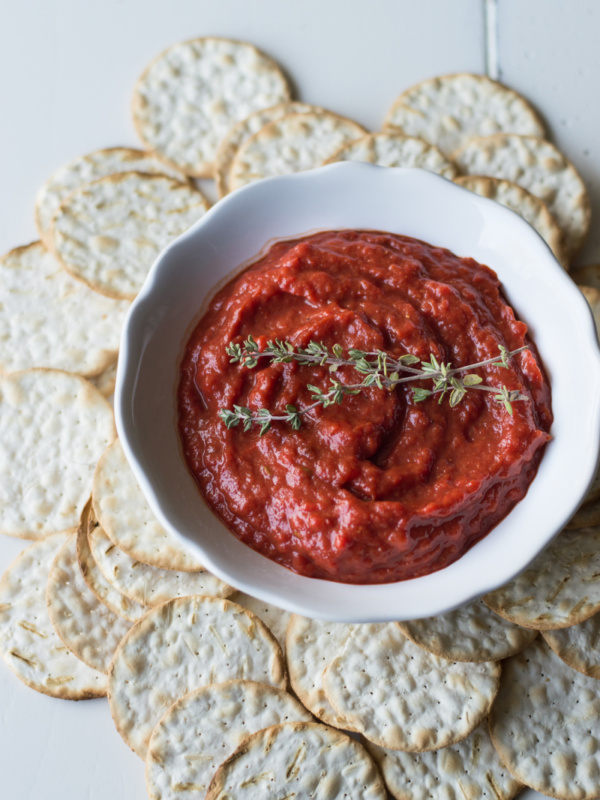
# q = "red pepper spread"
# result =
<box><xmin>178</xmin><ymin>230</ymin><xmax>552</xmax><ymax>584</ymax></box>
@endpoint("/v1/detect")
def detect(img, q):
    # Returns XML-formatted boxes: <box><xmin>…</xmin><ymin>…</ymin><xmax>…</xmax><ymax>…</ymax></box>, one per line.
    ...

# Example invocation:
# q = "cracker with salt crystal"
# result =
<box><xmin>89</xmin><ymin>522</ymin><xmax>232</xmax><ymax>607</ymax></box>
<box><xmin>231</xmin><ymin>592</ymin><xmax>290</xmax><ymax>653</ymax></box>
<box><xmin>205</xmin><ymin>722</ymin><xmax>387</xmax><ymax>800</ymax></box>
<box><xmin>108</xmin><ymin>595</ymin><xmax>286</xmax><ymax>758</ymax></box>
<box><xmin>35</xmin><ymin>147</ymin><xmax>188</xmax><ymax>250</ymax></box>
<box><xmin>397</xmin><ymin>598</ymin><xmax>537</xmax><ymax>663</ymax></box>
<box><xmin>365</xmin><ymin>721</ymin><xmax>522</xmax><ymax>800</ymax></box>
<box><xmin>542</xmin><ymin>611</ymin><xmax>600</xmax><ymax>679</ymax></box>
<box><xmin>490</xmin><ymin>638</ymin><xmax>600</xmax><ymax>800</ymax></box>
<box><xmin>0</xmin><ymin>369</ymin><xmax>115</xmax><ymax>539</ymax></box>
<box><xmin>484</xmin><ymin>527</ymin><xmax>600</xmax><ymax>629</ymax></box>
<box><xmin>93</xmin><ymin>438</ymin><xmax>202</xmax><ymax>571</ymax></box>
<box><xmin>51</xmin><ymin>172</ymin><xmax>209</xmax><ymax>300</ymax></box>
<box><xmin>229</xmin><ymin>110</ymin><xmax>367</xmax><ymax>190</ymax></box>
<box><xmin>146</xmin><ymin>680</ymin><xmax>312</xmax><ymax>800</ymax></box>
<box><xmin>132</xmin><ymin>37</ymin><xmax>291</xmax><ymax>178</ymax></box>
<box><xmin>323</xmin><ymin>623</ymin><xmax>500</xmax><ymax>752</ymax></box>
<box><xmin>0</xmin><ymin>533</ymin><xmax>106</xmax><ymax>698</ymax></box>
<box><xmin>384</xmin><ymin>73</ymin><xmax>545</xmax><ymax>157</ymax></box>
<box><xmin>452</xmin><ymin>134</ymin><xmax>590</xmax><ymax>259</ymax></box>
<box><xmin>325</xmin><ymin>132</ymin><xmax>458</xmax><ymax>179</ymax></box>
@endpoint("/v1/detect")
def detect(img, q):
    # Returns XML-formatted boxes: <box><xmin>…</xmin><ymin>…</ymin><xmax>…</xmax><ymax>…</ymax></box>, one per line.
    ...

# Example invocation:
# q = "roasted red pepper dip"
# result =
<box><xmin>178</xmin><ymin>230</ymin><xmax>552</xmax><ymax>584</ymax></box>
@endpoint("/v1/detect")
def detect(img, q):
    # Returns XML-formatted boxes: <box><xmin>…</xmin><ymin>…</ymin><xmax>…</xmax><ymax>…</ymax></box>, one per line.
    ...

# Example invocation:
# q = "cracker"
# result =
<box><xmin>484</xmin><ymin>527</ymin><xmax>600</xmax><ymax>629</ymax></box>
<box><xmin>452</xmin><ymin>134</ymin><xmax>590</xmax><ymax>259</ymax></box>
<box><xmin>542</xmin><ymin>613</ymin><xmax>600</xmax><ymax>679</ymax></box>
<box><xmin>51</xmin><ymin>171</ymin><xmax>209</xmax><ymax>300</ymax></box>
<box><xmin>46</xmin><ymin>533</ymin><xmax>132</xmax><ymax>673</ymax></box>
<box><xmin>490</xmin><ymin>637</ymin><xmax>600</xmax><ymax>800</ymax></box>
<box><xmin>90</xmin><ymin>357</ymin><xmax>118</xmax><ymax>398</ymax></box>
<box><xmin>0</xmin><ymin>533</ymin><xmax>107</xmax><ymax>699</ymax></box>
<box><xmin>77</xmin><ymin>501</ymin><xmax>147</xmax><ymax>622</ymax></box>
<box><xmin>229</xmin><ymin>110</ymin><xmax>367</xmax><ymax>190</ymax></box>
<box><xmin>323</xmin><ymin>623</ymin><xmax>500</xmax><ymax>752</ymax></box>
<box><xmin>35</xmin><ymin>147</ymin><xmax>188</xmax><ymax>250</ymax></box>
<box><xmin>0</xmin><ymin>369</ymin><xmax>115</xmax><ymax>539</ymax></box>
<box><xmin>132</xmin><ymin>37</ymin><xmax>291</xmax><ymax>178</ymax></box>
<box><xmin>231</xmin><ymin>592</ymin><xmax>290</xmax><ymax>653</ymax></box>
<box><xmin>285</xmin><ymin>615</ymin><xmax>356</xmax><ymax>729</ymax></box>
<box><xmin>146</xmin><ymin>680</ymin><xmax>312</xmax><ymax>799</ymax></box>
<box><xmin>215</xmin><ymin>102</ymin><xmax>318</xmax><ymax>197</ymax></box>
<box><xmin>108</xmin><ymin>595</ymin><xmax>286</xmax><ymax>758</ymax></box>
<box><xmin>566</xmin><ymin>493</ymin><xmax>600</xmax><ymax>530</ymax></box>
<box><xmin>325</xmin><ymin>132</ymin><xmax>458</xmax><ymax>179</ymax></box>
<box><xmin>205</xmin><ymin>721</ymin><xmax>387</xmax><ymax>800</ymax></box>
<box><xmin>384</xmin><ymin>73</ymin><xmax>545</xmax><ymax>157</ymax></box>
<box><xmin>89</xmin><ymin>522</ymin><xmax>232</xmax><ymax>606</ymax></box>
<box><xmin>574</xmin><ymin>264</ymin><xmax>600</xmax><ymax>291</ymax></box>
<box><xmin>365</xmin><ymin>721</ymin><xmax>522</xmax><ymax>800</ymax></box>
<box><xmin>397</xmin><ymin>598</ymin><xmax>537</xmax><ymax>663</ymax></box>
<box><xmin>93</xmin><ymin>438</ymin><xmax>202</xmax><ymax>571</ymax></box>
<box><xmin>455</xmin><ymin>175</ymin><xmax>568</xmax><ymax>268</ymax></box>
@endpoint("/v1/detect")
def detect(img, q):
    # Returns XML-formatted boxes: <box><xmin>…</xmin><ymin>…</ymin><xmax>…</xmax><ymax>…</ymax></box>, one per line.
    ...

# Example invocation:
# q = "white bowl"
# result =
<box><xmin>115</xmin><ymin>163</ymin><xmax>600</xmax><ymax>623</ymax></box>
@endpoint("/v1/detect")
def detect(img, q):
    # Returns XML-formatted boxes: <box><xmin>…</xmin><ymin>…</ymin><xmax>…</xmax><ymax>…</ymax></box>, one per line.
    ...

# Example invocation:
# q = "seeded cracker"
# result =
<box><xmin>0</xmin><ymin>533</ymin><xmax>107</xmax><ymax>698</ymax></box>
<box><xmin>215</xmin><ymin>102</ymin><xmax>319</xmax><ymax>197</ymax></box>
<box><xmin>452</xmin><ymin>134</ymin><xmax>590</xmax><ymax>259</ymax></box>
<box><xmin>323</xmin><ymin>623</ymin><xmax>500</xmax><ymax>752</ymax></box>
<box><xmin>231</xmin><ymin>592</ymin><xmax>290</xmax><ymax>653</ymax></box>
<box><xmin>454</xmin><ymin>175</ymin><xmax>568</xmax><ymax>268</ymax></box>
<box><xmin>132</xmin><ymin>37</ymin><xmax>291</xmax><ymax>177</ymax></box>
<box><xmin>384</xmin><ymin>73</ymin><xmax>545</xmax><ymax>157</ymax></box>
<box><xmin>89</xmin><ymin>522</ymin><xmax>232</xmax><ymax>607</ymax></box>
<box><xmin>51</xmin><ymin>172</ymin><xmax>209</xmax><ymax>300</ymax></box>
<box><xmin>325</xmin><ymin>132</ymin><xmax>458</xmax><ymax>179</ymax></box>
<box><xmin>93</xmin><ymin>439</ymin><xmax>202</xmax><ymax>572</ymax></box>
<box><xmin>108</xmin><ymin>595</ymin><xmax>286</xmax><ymax>758</ymax></box>
<box><xmin>146</xmin><ymin>681</ymin><xmax>312</xmax><ymax>800</ymax></box>
<box><xmin>490</xmin><ymin>638</ymin><xmax>600</xmax><ymax>800</ymax></box>
<box><xmin>365</xmin><ymin>721</ymin><xmax>522</xmax><ymax>800</ymax></box>
<box><xmin>542</xmin><ymin>612</ymin><xmax>600</xmax><ymax>679</ymax></box>
<box><xmin>35</xmin><ymin>146</ymin><xmax>189</xmax><ymax>250</ymax></box>
<box><xmin>285</xmin><ymin>615</ymin><xmax>356</xmax><ymax>729</ymax></box>
<box><xmin>0</xmin><ymin>370</ymin><xmax>115</xmax><ymax>538</ymax></box>
<box><xmin>484</xmin><ymin>527</ymin><xmax>600</xmax><ymax>629</ymax></box>
<box><xmin>397</xmin><ymin>598</ymin><xmax>537</xmax><ymax>662</ymax></box>
<box><xmin>229</xmin><ymin>110</ymin><xmax>367</xmax><ymax>190</ymax></box>
<box><xmin>205</xmin><ymin>722</ymin><xmax>387</xmax><ymax>800</ymax></box>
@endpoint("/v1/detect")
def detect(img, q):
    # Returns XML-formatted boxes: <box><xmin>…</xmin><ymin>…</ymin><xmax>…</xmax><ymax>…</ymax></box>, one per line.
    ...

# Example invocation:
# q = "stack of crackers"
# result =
<box><xmin>1</xmin><ymin>35</ymin><xmax>600</xmax><ymax>800</ymax></box>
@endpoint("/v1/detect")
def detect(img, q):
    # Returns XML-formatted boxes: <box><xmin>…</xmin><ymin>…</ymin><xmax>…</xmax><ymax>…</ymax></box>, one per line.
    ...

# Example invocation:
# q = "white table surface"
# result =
<box><xmin>1</xmin><ymin>0</ymin><xmax>596</xmax><ymax>797</ymax></box>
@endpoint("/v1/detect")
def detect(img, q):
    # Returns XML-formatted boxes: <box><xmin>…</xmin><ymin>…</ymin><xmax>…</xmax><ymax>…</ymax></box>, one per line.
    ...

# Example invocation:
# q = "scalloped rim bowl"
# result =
<box><xmin>115</xmin><ymin>163</ymin><xmax>600</xmax><ymax>622</ymax></box>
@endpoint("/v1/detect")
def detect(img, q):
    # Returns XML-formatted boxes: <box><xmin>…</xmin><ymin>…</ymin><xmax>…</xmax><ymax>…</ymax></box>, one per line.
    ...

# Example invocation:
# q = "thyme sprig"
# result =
<box><xmin>219</xmin><ymin>336</ymin><xmax>529</xmax><ymax>435</ymax></box>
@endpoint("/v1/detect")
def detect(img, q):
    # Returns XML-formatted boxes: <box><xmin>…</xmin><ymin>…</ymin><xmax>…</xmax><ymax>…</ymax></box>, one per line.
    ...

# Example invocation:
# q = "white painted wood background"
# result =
<box><xmin>0</xmin><ymin>1</ymin><xmax>597</xmax><ymax>796</ymax></box>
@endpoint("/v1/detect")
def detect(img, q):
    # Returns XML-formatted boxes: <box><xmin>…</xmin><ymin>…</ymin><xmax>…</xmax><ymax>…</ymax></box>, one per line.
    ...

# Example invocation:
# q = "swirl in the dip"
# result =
<box><xmin>178</xmin><ymin>230</ymin><xmax>552</xmax><ymax>584</ymax></box>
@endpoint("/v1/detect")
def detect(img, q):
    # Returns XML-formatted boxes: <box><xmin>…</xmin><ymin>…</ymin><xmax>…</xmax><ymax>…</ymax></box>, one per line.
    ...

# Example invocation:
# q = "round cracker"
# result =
<box><xmin>490</xmin><ymin>637</ymin><xmax>600</xmax><ymax>800</ymax></box>
<box><xmin>215</xmin><ymin>102</ymin><xmax>319</xmax><ymax>197</ymax></box>
<box><xmin>365</xmin><ymin>721</ymin><xmax>522</xmax><ymax>800</ymax></box>
<box><xmin>323</xmin><ymin>623</ymin><xmax>500</xmax><ymax>752</ymax></box>
<box><xmin>231</xmin><ymin>592</ymin><xmax>290</xmax><ymax>654</ymax></box>
<box><xmin>285</xmin><ymin>615</ymin><xmax>356</xmax><ymax>730</ymax></box>
<box><xmin>132</xmin><ymin>37</ymin><xmax>292</xmax><ymax>178</ymax></box>
<box><xmin>325</xmin><ymin>132</ymin><xmax>458</xmax><ymax>179</ymax></box>
<box><xmin>574</xmin><ymin>264</ymin><xmax>600</xmax><ymax>291</ymax></box>
<box><xmin>542</xmin><ymin>613</ymin><xmax>600</xmax><ymax>679</ymax></box>
<box><xmin>77</xmin><ymin>501</ymin><xmax>146</xmax><ymax>622</ymax></box>
<box><xmin>108</xmin><ymin>594</ymin><xmax>286</xmax><ymax>758</ymax></box>
<box><xmin>93</xmin><ymin>438</ymin><xmax>202</xmax><ymax>571</ymax></box>
<box><xmin>0</xmin><ymin>533</ymin><xmax>107</xmax><ymax>699</ymax></box>
<box><xmin>90</xmin><ymin>357</ymin><xmax>118</xmax><ymax>398</ymax></box>
<box><xmin>229</xmin><ymin>110</ymin><xmax>367</xmax><ymax>190</ymax></box>
<box><xmin>146</xmin><ymin>680</ymin><xmax>312</xmax><ymax>800</ymax></box>
<box><xmin>46</xmin><ymin>534</ymin><xmax>132</xmax><ymax>673</ymax></box>
<box><xmin>89</xmin><ymin>523</ymin><xmax>232</xmax><ymax>606</ymax></box>
<box><xmin>50</xmin><ymin>171</ymin><xmax>209</xmax><ymax>300</ymax></box>
<box><xmin>0</xmin><ymin>369</ymin><xmax>115</xmax><ymax>539</ymax></box>
<box><xmin>384</xmin><ymin>73</ymin><xmax>545</xmax><ymax>157</ymax></box>
<box><xmin>484</xmin><ymin>527</ymin><xmax>600</xmax><ymax>629</ymax></box>
<box><xmin>452</xmin><ymin>134</ymin><xmax>590</xmax><ymax>259</ymax></box>
<box><xmin>455</xmin><ymin>175</ymin><xmax>568</xmax><ymax>268</ymax></box>
<box><xmin>396</xmin><ymin>598</ymin><xmax>537</xmax><ymax>663</ymax></box>
<box><xmin>205</xmin><ymin>721</ymin><xmax>387</xmax><ymax>800</ymax></box>
<box><xmin>35</xmin><ymin>147</ymin><xmax>188</xmax><ymax>250</ymax></box>
<box><xmin>0</xmin><ymin>242</ymin><xmax>129</xmax><ymax>376</ymax></box>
